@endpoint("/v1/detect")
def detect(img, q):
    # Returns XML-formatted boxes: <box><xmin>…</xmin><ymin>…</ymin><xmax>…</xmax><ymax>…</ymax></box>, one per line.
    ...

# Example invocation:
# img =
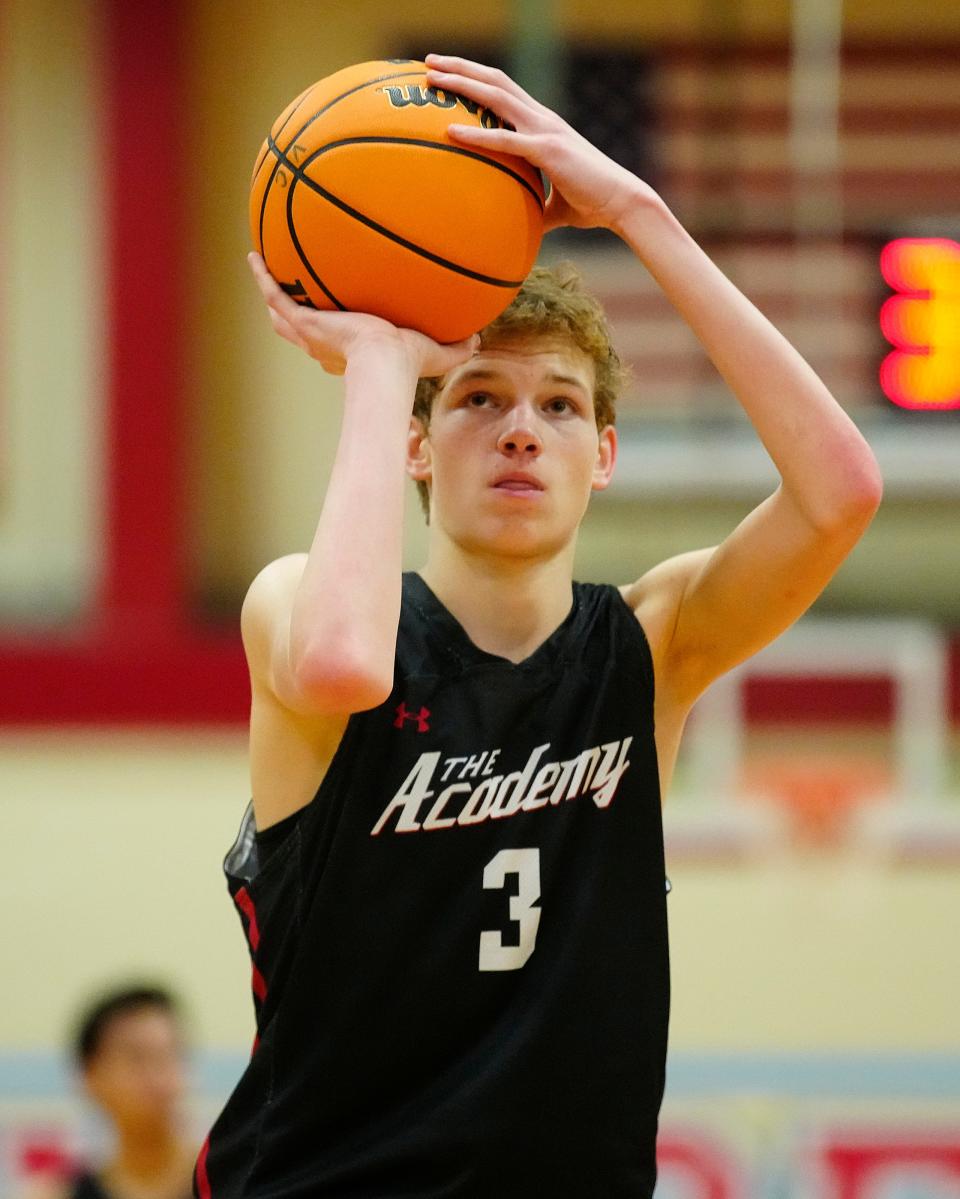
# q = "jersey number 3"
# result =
<box><xmin>478</xmin><ymin>848</ymin><xmax>541</xmax><ymax>972</ymax></box>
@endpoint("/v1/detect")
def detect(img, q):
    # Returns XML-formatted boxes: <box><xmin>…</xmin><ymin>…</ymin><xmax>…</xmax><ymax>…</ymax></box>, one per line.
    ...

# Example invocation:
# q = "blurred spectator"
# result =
<box><xmin>24</xmin><ymin>984</ymin><xmax>196</xmax><ymax>1199</ymax></box>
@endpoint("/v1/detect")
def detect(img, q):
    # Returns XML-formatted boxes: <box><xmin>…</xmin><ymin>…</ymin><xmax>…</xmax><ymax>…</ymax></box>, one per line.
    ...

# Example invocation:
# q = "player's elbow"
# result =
<box><xmin>291</xmin><ymin>652</ymin><xmax>394</xmax><ymax>714</ymax></box>
<box><xmin>813</xmin><ymin>452</ymin><xmax>883</xmax><ymax>539</ymax></box>
<box><xmin>837</xmin><ymin>452</ymin><xmax>883</xmax><ymax>525</ymax></box>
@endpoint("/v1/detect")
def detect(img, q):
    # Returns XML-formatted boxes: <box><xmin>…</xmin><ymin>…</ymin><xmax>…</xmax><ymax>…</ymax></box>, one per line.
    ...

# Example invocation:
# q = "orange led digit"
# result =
<box><xmin>879</xmin><ymin>237</ymin><xmax>960</xmax><ymax>410</ymax></box>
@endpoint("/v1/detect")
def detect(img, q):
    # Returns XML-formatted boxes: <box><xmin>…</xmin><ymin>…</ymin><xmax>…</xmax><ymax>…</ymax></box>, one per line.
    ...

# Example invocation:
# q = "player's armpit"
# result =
<box><xmin>625</xmin><ymin>482</ymin><xmax>879</xmax><ymax>705</ymax></box>
<box><xmin>241</xmin><ymin>553</ymin><xmax>391</xmax><ymax>717</ymax></box>
<box><xmin>621</xmin><ymin>548</ymin><xmax>711</xmax><ymax>704</ymax></box>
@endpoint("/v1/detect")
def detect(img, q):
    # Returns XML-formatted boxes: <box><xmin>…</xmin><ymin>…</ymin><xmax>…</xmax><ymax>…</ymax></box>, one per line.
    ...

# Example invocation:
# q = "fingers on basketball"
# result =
<box><xmin>425</xmin><ymin>55</ymin><xmax>538</xmax><ymax>108</ymax></box>
<box><xmin>248</xmin><ymin>256</ymin><xmax>306</xmax><ymax>341</ymax></box>
<box><xmin>438</xmin><ymin>333</ymin><xmax>481</xmax><ymax>371</ymax></box>
<box><xmin>426</xmin><ymin>69</ymin><xmax>528</xmax><ymax>130</ymax></box>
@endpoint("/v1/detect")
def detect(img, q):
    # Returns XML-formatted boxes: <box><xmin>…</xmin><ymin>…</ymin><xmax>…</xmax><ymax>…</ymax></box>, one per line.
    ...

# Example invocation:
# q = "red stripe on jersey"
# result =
<box><xmin>195</xmin><ymin>1135</ymin><xmax>211</xmax><ymax>1199</ymax></box>
<box><xmin>233</xmin><ymin>886</ymin><xmax>260</xmax><ymax>950</ymax></box>
<box><xmin>252</xmin><ymin>964</ymin><xmax>268</xmax><ymax>1002</ymax></box>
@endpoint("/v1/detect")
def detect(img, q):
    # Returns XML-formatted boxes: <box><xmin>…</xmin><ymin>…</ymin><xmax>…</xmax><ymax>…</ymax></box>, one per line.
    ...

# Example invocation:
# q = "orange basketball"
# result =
<box><xmin>249</xmin><ymin>60</ymin><xmax>545</xmax><ymax>343</ymax></box>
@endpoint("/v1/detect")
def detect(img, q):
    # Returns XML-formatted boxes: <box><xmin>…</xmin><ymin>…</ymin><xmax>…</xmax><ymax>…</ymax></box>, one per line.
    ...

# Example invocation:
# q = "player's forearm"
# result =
<box><xmin>289</xmin><ymin>346</ymin><xmax>418</xmax><ymax>698</ymax></box>
<box><xmin>612</xmin><ymin>193</ymin><xmax>882</xmax><ymax>529</ymax></box>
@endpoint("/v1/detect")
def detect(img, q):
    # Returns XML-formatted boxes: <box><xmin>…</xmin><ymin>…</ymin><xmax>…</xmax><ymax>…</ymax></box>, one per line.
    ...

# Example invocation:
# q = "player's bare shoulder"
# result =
<box><xmin>240</xmin><ymin>553</ymin><xmax>309</xmax><ymax>693</ymax></box>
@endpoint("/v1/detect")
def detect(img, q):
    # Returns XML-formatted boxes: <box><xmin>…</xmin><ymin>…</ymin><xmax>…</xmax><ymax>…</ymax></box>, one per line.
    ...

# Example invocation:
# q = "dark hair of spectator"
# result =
<box><xmin>73</xmin><ymin>984</ymin><xmax>183</xmax><ymax>1068</ymax></box>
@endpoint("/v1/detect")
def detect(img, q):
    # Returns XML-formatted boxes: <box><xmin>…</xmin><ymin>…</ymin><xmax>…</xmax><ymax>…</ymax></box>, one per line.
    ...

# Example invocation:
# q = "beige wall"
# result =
<box><xmin>0</xmin><ymin>0</ymin><xmax>106</xmax><ymax>621</ymax></box>
<box><xmin>3</xmin><ymin>730</ymin><xmax>959</xmax><ymax>1055</ymax></box>
<box><xmin>4</xmin><ymin>731</ymin><xmax>252</xmax><ymax>1051</ymax></box>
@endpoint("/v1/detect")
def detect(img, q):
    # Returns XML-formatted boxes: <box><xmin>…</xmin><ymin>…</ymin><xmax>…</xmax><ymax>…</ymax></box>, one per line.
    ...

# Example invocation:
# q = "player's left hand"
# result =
<box><xmin>425</xmin><ymin>53</ymin><xmax>654</xmax><ymax>234</ymax></box>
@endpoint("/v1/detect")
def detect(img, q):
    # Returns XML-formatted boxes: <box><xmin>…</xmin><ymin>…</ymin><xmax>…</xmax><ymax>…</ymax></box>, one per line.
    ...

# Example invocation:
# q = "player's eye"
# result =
<box><xmin>546</xmin><ymin>396</ymin><xmax>573</xmax><ymax>414</ymax></box>
<box><xmin>465</xmin><ymin>391</ymin><xmax>493</xmax><ymax>407</ymax></box>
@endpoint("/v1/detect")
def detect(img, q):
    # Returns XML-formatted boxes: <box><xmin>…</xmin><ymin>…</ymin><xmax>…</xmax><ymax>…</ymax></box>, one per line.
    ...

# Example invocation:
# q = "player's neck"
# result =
<box><xmin>419</xmin><ymin>543</ymin><xmax>575</xmax><ymax>664</ymax></box>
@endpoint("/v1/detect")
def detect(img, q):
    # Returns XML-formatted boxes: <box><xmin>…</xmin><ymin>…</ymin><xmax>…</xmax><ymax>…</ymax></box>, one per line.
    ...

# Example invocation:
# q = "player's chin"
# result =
<box><xmin>474</xmin><ymin>515</ymin><xmax>572</xmax><ymax>559</ymax></box>
<box><xmin>481</xmin><ymin>497</ymin><xmax>550</xmax><ymax>535</ymax></box>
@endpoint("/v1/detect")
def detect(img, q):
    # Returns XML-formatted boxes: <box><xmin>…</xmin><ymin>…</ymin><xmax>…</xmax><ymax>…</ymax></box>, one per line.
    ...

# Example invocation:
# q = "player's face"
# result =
<box><xmin>83</xmin><ymin>1007</ymin><xmax>187</xmax><ymax>1133</ymax></box>
<box><xmin>409</xmin><ymin>338</ymin><xmax>616</xmax><ymax>559</ymax></box>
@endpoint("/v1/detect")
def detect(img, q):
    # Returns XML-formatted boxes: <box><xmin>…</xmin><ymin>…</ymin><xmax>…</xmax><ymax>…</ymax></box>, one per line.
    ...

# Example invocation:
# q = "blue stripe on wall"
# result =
<box><xmin>3</xmin><ymin>1051</ymin><xmax>959</xmax><ymax>1102</ymax></box>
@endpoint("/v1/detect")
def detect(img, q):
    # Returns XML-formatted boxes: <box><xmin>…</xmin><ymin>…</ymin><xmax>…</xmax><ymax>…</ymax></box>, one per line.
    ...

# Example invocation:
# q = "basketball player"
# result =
<box><xmin>196</xmin><ymin>56</ymin><xmax>882</xmax><ymax>1198</ymax></box>
<box><xmin>27</xmin><ymin>986</ymin><xmax>196</xmax><ymax>1199</ymax></box>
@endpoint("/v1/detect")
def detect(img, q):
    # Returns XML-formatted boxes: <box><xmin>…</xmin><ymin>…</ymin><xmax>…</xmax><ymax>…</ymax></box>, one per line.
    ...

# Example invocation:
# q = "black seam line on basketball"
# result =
<box><xmin>301</xmin><ymin>135</ymin><xmax>545</xmax><ymax>213</ymax></box>
<box><xmin>253</xmin><ymin>81</ymin><xmax>316</xmax><ymax>179</ymax></box>
<box><xmin>285</xmin><ymin>169</ymin><xmax>346</xmax><ymax>311</ymax></box>
<box><xmin>266</xmin><ymin>135</ymin><xmax>526</xmax><ymax>289</ymax></box>
<box><xmin>256</xmin><ymin>97</ymin><xmax>309</xmax><ymax>250</ymax></box>
<box><xmin>257</xmin><ymin>70</ymin><xmax>428</xmax><ymax>256</ymax></box>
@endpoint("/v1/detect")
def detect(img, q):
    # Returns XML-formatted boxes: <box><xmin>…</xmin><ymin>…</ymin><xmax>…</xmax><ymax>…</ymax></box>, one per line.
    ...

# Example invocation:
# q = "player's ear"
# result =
<box><xmin>591</xmin><ymin>423</ymin><xmax>617</xmax><ymax>492</ymax></box>
<box><xmin>407</xmin><ymin>416</ymin><xmax>432</xmax><ymax>483</ymax></box>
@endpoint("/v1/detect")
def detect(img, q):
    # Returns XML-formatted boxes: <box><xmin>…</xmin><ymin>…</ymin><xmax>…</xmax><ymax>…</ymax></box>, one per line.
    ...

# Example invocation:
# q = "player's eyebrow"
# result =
<box><xmin>546</xmin><ymin>372</ymin><xmax>590</xmax><ymax>393</ymax></box>
<box><xmin>449</xmin><ymin>367</ymin><xmax>590</xmax><ymax>395</ymax></box>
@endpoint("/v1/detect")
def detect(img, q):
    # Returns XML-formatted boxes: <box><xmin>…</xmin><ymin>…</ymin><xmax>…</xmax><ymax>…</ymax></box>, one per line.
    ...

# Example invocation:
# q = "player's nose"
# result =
<box><xmin>496</xmin><ymin>403</ymin><xmax>542</xmax><ymax>456</ymax></box>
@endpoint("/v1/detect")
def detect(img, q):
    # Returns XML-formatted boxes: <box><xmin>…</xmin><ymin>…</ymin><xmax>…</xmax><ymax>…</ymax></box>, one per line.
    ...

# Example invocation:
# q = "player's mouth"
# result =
<box><xmin>492</xmin><ymin>471</ymin><xmax>544</xmax><ymax>494</ymax></box>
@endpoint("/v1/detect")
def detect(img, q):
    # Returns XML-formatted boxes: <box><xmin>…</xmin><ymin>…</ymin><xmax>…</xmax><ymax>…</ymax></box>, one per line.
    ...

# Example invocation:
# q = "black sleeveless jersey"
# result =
<box><xmin>195</xmin><ymin>573</ymin><xmax>670</xmax><ymax>1199</ymax></box>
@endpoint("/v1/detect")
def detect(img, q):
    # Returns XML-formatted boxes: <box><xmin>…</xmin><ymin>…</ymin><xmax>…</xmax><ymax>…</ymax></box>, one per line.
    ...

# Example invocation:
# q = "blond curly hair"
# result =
<box><xmin>412</xmin><ymin>261</ymin><xmax>626</xmax><ymax>520</ymax></box>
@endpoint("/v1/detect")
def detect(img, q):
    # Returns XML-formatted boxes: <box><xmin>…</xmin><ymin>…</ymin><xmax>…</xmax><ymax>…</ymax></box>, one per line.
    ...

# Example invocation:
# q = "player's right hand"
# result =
<box><xmin>247</xmin><ymin>252</ymin><xmax>479</xmax><ymax>379</ymax></box>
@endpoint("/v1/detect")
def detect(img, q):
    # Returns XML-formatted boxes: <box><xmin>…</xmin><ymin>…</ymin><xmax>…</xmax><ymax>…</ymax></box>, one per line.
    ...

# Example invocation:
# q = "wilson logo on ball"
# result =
<box><xmin>382</xmin><ymin>85</ymin><xmax>508</xmax><ymax>130</ymax></box>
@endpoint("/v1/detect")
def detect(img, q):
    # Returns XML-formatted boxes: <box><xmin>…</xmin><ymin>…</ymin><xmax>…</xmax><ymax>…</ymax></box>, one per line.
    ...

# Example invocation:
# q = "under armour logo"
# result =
<box><xmin>394</xmin><ymin>702</ymin><xmax>430</xmax><ymax>732</ymax></box>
